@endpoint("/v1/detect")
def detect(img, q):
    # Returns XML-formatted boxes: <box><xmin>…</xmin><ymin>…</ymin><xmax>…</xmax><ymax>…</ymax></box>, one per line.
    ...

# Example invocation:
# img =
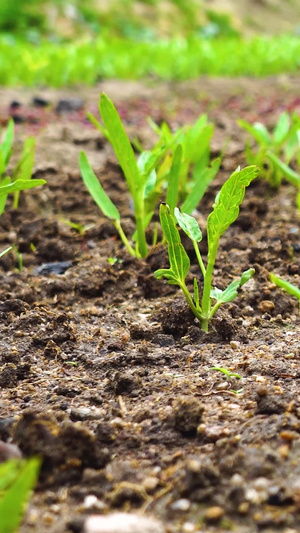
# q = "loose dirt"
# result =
<box><xmin>0</xmin><ymin>77</ymin><xmax>300</xmax><ymax>533</ymax></box>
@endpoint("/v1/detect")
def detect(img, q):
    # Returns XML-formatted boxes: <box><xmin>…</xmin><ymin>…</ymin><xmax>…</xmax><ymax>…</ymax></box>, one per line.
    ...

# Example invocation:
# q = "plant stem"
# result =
<box><xmin>180</xmin><ymin>282</ymin><xmax>202</xmax><ymax>321</ymax></box>
<box><xmin>114</xmin><ymin>220</ymin><xmax>136</xmax><ymax>257</ymax></box>
<box><xmin>192</xmin><ymin>240</ymin><xmax>206</xmax><ymax>277</ymax></box>
<box><xmin>200</xmin><ymin>240</ymin><xmax>219</xmax><ymax>332</ymax></box>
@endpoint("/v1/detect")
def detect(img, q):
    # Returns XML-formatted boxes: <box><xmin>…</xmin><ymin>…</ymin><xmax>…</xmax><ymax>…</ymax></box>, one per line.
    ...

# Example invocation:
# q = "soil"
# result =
<box><xmin>0</xmin><ymin>76</ymin><xmax>300</xmax><ymax>533</ymax></box>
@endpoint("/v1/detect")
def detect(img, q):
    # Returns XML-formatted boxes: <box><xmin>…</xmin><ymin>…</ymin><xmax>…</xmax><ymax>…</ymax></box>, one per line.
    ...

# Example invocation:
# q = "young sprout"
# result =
<box><xmin>209</xmin><ymin>367</ymin><xmax>242</xmax><ymax>380</ymax></box>
<box><xmin>209</xmin><ymin>367</ymin><xmax>243</xmax><ymax>394</ymax></box>
<box><xmin>80</xmin><ymin>93</ymin><xmax>220</xmax><ymax>259</ymax></box>
<box><xmin>238</xmin><ymin>112</ymin><xmax>300</xmax><ymax>189</ymax></box>
<box><xmin>0</xmin><ymin>120</ymin><xmax>45</xmax><ymax>215</ymax></box>
<box><xmin>155</xmin><ymin>165</ymin><xmax>259</xmax><ymax>332</ymax></box>
<box><xmin>270</xmin><ymin>273</ymin><xmax>300</xmax><ymax>310</ymax></box>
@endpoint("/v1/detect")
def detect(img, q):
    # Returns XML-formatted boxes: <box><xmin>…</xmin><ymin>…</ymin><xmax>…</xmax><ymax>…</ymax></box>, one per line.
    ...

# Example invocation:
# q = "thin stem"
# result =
<box><xmin>192</xmin><ymin>240</ymin><xmax>206</xmax><ymax>278</ymax></box>
<box><xmin>180</xmin><ymin>282</ymin><xmax>202</xmax><ymax>322</ymax></box>
<box><xmin>114</xmin><ymin>220</ymin><xmax>136</xmax><ymax>258</ymax></box>
<box><xmin>200</xmin><ymin>239</ymin><xmax>219</xmax><ymax>332</ymax></box>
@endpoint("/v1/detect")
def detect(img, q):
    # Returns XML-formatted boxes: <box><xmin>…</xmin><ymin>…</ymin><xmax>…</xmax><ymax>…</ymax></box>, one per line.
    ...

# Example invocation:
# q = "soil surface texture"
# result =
<box><xmin>0</xmin><ymin>77</ymin><xmax>300</xmax><ymax>533</ymax></box>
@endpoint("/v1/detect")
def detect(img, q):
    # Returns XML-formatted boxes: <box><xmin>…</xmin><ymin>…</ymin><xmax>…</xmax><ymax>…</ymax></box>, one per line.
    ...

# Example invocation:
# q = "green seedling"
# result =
<box><xmin>270</xmin><ymin>273</ymin><xmax>300</xmax><ymax>310</ymax></box>
<box><xmin>80</xmin><ymin>94</ymin><xmax>222</xmax><ymax>259</ymax></box>
<box><xmin>107</xmin><ymin>257</ymin><xmax>123</xmax><ymax>265</ymax></box>
<box><xmin>155</xmin><ymin>165</ymin><xmax>259</xmax><ymax>332</ymax></box>
<box><xmin>0</xmin><ymin>120</ymin><xmax>45</xmax><ymax>215</ymax></box>
<box><xmin>238</xmin><ymin>112</ymin><xmax>300</xmax><ymax>189</ymax></box>
<box><xmin>148</xmin><ymin>115</ymin><xmax>221</xmax><ymax>206</ymax></box>
<box><xmin>61</xmin><ymin>219</ymin><xmax>95</xmax><ymax>237</ymax></box>
<box><xmin>80</xmin><ymin>93</ymin><xmax>187</xmax><ymax>258</ymax></box>
<box><xmin>209</xmin><ymin>367</ymin><xmax>242</xmax><ymax>380</ymax></box>
<box><xmin>0</xmin><ymin>457</ymin><xmax>40</xmax><ymax>533</ymax></box>
<box><xmin>209</xmin><ymin>366</ymin><xmax>243</xmax><ymax>394</ymax></box>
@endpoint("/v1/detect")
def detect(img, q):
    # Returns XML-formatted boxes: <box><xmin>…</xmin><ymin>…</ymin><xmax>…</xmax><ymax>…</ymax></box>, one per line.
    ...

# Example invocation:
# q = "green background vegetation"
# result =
<box><xmin>0</xmin><ymin>0</ymin><xmax>300</xmax><ymax>86</ymax></box>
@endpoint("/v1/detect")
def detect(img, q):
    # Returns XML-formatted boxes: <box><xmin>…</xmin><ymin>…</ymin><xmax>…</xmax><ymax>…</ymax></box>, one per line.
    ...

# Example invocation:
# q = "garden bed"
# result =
<box><xmin>0</xmin><ymin>77</ymin><xmax>300</xmax><ymax>533</ymax></box>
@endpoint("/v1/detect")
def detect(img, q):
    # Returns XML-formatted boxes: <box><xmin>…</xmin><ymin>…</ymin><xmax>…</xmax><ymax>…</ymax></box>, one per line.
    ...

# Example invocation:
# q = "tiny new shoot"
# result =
<box><xmin>270</xmin><ymin>273</ymin><xmax>300</xmax><ymax>310</ymax></box>
<box><xmin>155</xmin><ymin>165</ymin><xmax>259</xmax><ymax>332</ymax></box>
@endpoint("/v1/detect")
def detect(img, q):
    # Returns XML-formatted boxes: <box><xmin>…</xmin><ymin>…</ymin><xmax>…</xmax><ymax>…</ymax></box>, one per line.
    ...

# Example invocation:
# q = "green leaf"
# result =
<box><xmin>0</xmin><ymin>176</ymin><xmax>10</xmax><ymax>215</ymax></box>
<box><xmin>207</xmin><ymin>166</ymin><xmax>259</xmax><ymax>249</ymax></box>
<box><xmin>87</xmin><ymin>111</ymin><xmax>109</xmax><ymax>140</ymax></box>
<box><xmin>238</xmin><ymin>119</ymin><xmax>270</xmax><ymax>145</ymax></box>
<box><xmin>273</xmin><ymin>112</ymin><xmax>290</xmax><ymax>145</ymax></box>
<box><xmin>181</xmin><ymin>157</ymin><xmax>221</xmax><ymax>214</ymax></box>
<box><xmin>174</xmin><ymin>207</ymin><xmax>202</xmax><ymax>242</ymax></box>
<box><xmin>266</xmin><ymin>151</ymin><xmax>300</xmax><ymax>187</ymax></box>
<box><xmin>0</xmin><ymin>119</ymin><xmax>14</xmax><ymax>166</ymax></box>
<box><xmin>0</xmin><ymin>457</ymin><xmax>40</xmax><ymax>533</ymax></box>
<box><xmin>99</xmin><ymin>93</ymin><xmax>143</xmax><ymax>196</ymax></box>
<box><xmin>14</xmin><ymin>137</ymin><xmax>36</xmax><ymax>181</ymax></box>
<box><xmin>79</xmin><ymin>151</ymin><xmax>120</xmax><ymax>221</ymax></box>
<box><xmin>270</xmin><ymin>273</ymin><xmax>300</xmax><ymax>302</ymax></box>
<box><xmin>211</xmin><ymin>268</ymin><xmax>255</xmax><ymax>304</ymax></box>
<box><xmin>0</xmin><ymin>178</ymin><xmax>45</xmax><ymax>197</ymax></box>
<box><xmin>166</xmin><ymin>144</ymin><xmax>182</xmax><ymax>213</ymax></box>
<box><xmin>154</xmin><ymin>204</ymin><xmax>190</xmax><ymax>285</ymax></box>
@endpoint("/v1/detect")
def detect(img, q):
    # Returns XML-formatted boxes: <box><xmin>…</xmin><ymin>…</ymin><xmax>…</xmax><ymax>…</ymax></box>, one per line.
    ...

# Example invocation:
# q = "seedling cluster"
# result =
<box><xmin>78</xmin><ymin>93</ymin><xmax>300</xmax><ymax>331</ymax></box>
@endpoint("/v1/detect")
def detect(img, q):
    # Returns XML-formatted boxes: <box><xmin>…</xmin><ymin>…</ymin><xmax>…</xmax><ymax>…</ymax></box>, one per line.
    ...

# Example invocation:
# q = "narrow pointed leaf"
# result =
<box><xmin>0</xmin><ymin>179</ymin><xmax>45</xmax><ymax>197</ymax></box>
<box><xmin>79</xmin><ymin>151</ymin><xmax>120</xmax><ymax>220</ymax></box>
<box><xmin>266</xmin><ymin>151</ymin><xmax>300</xmax><ymax>187</ymax></box>
<box><xmin>99</xmin><ymin>93</ymin><xmax>143</xmax><ymax>195</ymax></box>
<box><xmin>0</xmin><ymin>119</ymin><xmax>14</xmax><ymax>166</ymax></box>
<box><xmin>166</xmin><ymin>144</ymin><xmax>182</xmax><ymax>213</ymax></box>
<box><xmin>154</xmin><ymin>204</ymin><xmax>190</xmax><ymax>285</ymax></box>
<box><xmin>273</xmin><ymin>112</ymin><xmax>290</xmax><ymax>145</ymax></box>
<box><xmin>181</xmin><ymin>157</ymin><xmax>221</xmax><ymax>214</ymax></box>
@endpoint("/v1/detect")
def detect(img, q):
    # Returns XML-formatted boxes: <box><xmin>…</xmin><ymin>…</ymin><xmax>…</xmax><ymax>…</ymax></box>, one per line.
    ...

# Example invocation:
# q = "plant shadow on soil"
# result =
<box><xmin>0</xmin><ymin>78</ymin><xmax>300</xmax><ymax>533</ymax></box>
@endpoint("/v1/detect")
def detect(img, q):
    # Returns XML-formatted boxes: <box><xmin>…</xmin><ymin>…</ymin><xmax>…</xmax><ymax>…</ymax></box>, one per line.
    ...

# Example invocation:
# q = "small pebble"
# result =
<box><xmin>170</xmin><ymin>499</ymin><xmax>191</xmax><ymax>512</ymax></box>
<box><xmin>204</xmin><ymin>506</ymin><xmax>225</xmax><ymax>522</ymax></box>
<box><xmin>84</xmin><ymin>513</ymin><xmax>165</xmax><ymax>533</ymax></box>
<box><xmin>142</xmin><ymin>476</ymin><xmax>159</xmax><ymax>492</ymax></box>
<box><xmin>0</xmin><ymin>441</ymin><xmax>22</xmax><ymax>462</ymax></box>
<box><xmin>238</xmin><ymin>502</ymin><xmax>249</xmax><ymax>514</ymax></box>
<box><xmin>259</xmin><ymin>300</ymin><xmax>275</xmax><ymax>313</ymax></box>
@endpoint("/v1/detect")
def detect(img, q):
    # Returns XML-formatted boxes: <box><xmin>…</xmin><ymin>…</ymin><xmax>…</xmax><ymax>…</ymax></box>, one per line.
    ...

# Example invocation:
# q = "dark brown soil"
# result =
<box><xmin>0</xmin><ymin>77</ymin><xmax>300</xmax><ymax>533</ymax></box>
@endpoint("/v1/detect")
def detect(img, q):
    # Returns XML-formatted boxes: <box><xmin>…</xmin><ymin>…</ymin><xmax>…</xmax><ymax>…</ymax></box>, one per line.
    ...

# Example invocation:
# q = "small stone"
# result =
<box><xmin>142</xmin><ymin>476</ymin><xmax>159</xmax><ymax>493</ymax></box>
<box><xmin>278</xmin><ymin>444</ymin><xmax>290</xmax><ymax>459</ymax></box>
<box><xmin>258</xmin><ymin>300</ymin><xmax>275</xmax><ymax>313</ymax></box>
<box><xmin>204</xmin><ymin>506</ymin><xmax>225</xmax><ymax>522</ymax></box>
<box><xmin>230</xmin><ymin>474</ymin><xmax>244</xmax><ymax>487</ymax></box>
<box><xmin>230</xmin><ymin>341</ymin><xmax>240</xmax><ymax>350</ymax></box>
<box><xmin>202</xmin><ymin>425</ymin><xmax>230</xmax><ymax>442</ymax></box>
<box><xmin>238</xmin><ymin>502</ymin><xmax>250</xmax><ymax>514</ymax></box>
<box><xmin>253</xmin><ymin>478</ymin><xmax>269</xmax><ymax>491</ymax></box>
<box><xmin>0</xmin><ymin>441</ymin><xmax>22</xmax><ymax>462</ymax></box>
<box><xmin>182</xmin><ymin>523</ymin><xmax>196</xmax><ymax>533</ymax></box>
<box><xmin>170</xmin><ymin>499</ymin><xmax>191</xmax><ymax>512</ymax></box>
<box><xmin>279</xmin><ymin>431</ymin><xmax>298</xmax><ymax>442</ymax></box>
<box><xmin>83</xmin><ymin>495</ymin><xmax>106</xmax><ymax>512</ymax></box>
<box><xmin>84</xmin><ymin>513</ymin><xmax>165</xmax><ymax>533</ymax></box>
<box><xmin>245</xmin><ymin>488</ymin><xmax>260</xmax><ymax>504</ymax></box>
